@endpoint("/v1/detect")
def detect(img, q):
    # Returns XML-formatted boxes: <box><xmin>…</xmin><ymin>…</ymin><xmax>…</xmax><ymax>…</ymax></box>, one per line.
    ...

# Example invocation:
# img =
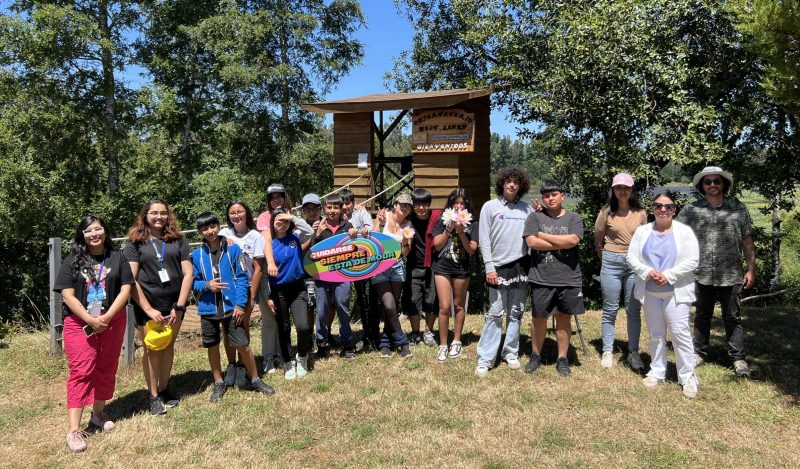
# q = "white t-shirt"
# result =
<box><xmin>219</xmin><ymin>227</ymin><xmax>265</xmax><ymax>280</ymax></box>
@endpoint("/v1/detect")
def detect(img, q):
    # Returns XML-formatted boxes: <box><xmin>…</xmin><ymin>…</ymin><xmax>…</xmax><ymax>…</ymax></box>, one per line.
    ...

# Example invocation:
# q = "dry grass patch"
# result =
<box><xmin>0</xmin><ymin>306</ymin><xmax>798</xmax><ymax>468</ymax></box>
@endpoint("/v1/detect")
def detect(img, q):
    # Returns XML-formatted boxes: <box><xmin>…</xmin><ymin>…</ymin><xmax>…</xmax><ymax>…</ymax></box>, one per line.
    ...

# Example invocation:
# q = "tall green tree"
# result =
<box><xmin>729</xmin><ymin>0</ymin><xmax>800</xmax><ymax>292</ymax></box>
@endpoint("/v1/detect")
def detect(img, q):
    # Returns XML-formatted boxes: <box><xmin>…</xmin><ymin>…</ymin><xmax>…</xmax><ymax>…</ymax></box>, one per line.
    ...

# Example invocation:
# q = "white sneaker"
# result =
<box><xmin>66</xmin><ymin>430</ymin><xmax>88</xmax><ymax>452</ymax></box>
<box><xmin>284</xmin><ymin>361</ymin><xmax>297</xmax><ymax>381</ymax></box>
<box><xmin>682</xmin><ymin>382</ymin><xmax>699</xmax><ymax>399</ymax></box>
<box><xmin>423</xmin><ymin>329</ymin><xmax>436</xmax><ymax>347</ymax></box>
<box><xmin>601</xmin><ymin>351</ymin><xmax>614</xmax><ymax>368</ymax></box>
<box><xmin>475</xmin><ymin>365</ymin><xmax>489</xmax><ymax>378</ymax></box>
<box><xmin>448</xmin><ymin>341</ymin><xmax>462</xmax><ymax>359</ymax></box>
<box><xmin>437</xmin><ymin>345</ymin><xmax>448</xmax><ymax>363</ymax></box>
<box><xmin>223</xmin><ymin>363</ymin><xmax>236</xmax><ymax>386</ymax></box>
<box><xmin>642</xmin><ymin>376</ymin><xmax>665</xmax><ymax>388</ymax></box>
<box><xmin>505</xmin><ymin>354</ymin><xmax>521</xmax><ymax>370</ymax></box>
<box><xmin>296</xmin><ymin>354</ymin><xmax>308</xmax><ymax>378</ymax></box>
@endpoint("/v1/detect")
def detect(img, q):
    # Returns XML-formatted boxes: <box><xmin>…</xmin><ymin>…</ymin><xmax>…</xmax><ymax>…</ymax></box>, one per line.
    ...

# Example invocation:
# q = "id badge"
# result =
<box><xmin>87</xmin><ymin>284</ymin><xmax>106</xmax><ymax>303</ymax></box>
<box><xmin>88</xmin><ymin>300</ymin><xmax>102</xmax><ymax>317</ymax></box>
<box><xmin>158</xmin><ymin>269</ymin><xmax>171</xmax><ymax>283</ymax></box>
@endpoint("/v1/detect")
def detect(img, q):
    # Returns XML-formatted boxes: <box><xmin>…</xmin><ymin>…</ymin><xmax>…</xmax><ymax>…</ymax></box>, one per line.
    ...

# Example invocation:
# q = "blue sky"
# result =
<box><xmin>0</xmin><ymin>0</ymin><xmax>520</xmax><ymax>138</ymax></box>
<box><xmin>324</xmin><ymin>1</ymin><xmax>519</xmax><ymax>138</ymax></box>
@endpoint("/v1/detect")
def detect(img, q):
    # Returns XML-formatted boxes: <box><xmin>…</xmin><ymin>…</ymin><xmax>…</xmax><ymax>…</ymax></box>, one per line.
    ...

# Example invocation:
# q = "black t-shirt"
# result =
<box><xmin>123</xmin><ymin>236</ymin><xmax>192</xmax><ymax>312</ymax></box>
<box><xmin>314</xmin><ymin>219</ymin><xmax>353</xmax><ymax>243</ymax></box>
<box><xmin>408</xmin><ymin>214</ymin><xmax>432</xmax><ymax>269</ymax></box>
<box><xmin>54</xmin><ymin>250</ymin><xmax>134</xmax><ymax>315</ymax></box>
<box><xmin>431</xmin><ymin>218</ymin><xmax>473</xmax><ymax>275</ymax></box>
<box><xmin>522</xmin><ymin>210</ymin><xmax>584</xmax><ymax>287</ymax></box>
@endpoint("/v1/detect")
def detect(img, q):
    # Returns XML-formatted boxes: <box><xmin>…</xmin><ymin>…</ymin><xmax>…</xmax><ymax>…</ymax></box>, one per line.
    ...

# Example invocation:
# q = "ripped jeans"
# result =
<box><xmin>476</xmin><ymin>283</ymin><xmax>528</xmax><ymax>368</ymax></box>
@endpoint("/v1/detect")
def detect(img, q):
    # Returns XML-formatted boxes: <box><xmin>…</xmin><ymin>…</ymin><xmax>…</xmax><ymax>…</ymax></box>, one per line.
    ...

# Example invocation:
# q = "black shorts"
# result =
<box><xmin>133</xmin><ymin>304</ymin><xmax>185</xmax><ymax>327</ymax></box>
<box><xmin>530</xmin><ymin>283</ymin><xmax>585</xmax><ymax>318</ymax></box>
<box><xmin>200</xmin><ymin>315</ymin><xmax>249</xmax><ymax>348</ymax></box>
<box><xmin>403</xmin><ymin>267</ymin><xmax>437</xmax><ymax>317</ymax></box>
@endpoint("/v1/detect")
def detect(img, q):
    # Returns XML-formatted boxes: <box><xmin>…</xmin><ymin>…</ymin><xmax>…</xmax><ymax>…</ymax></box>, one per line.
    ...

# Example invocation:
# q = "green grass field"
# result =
<box><xmin>1</xmin><ymin>305</ymin><xmax>798</xmax><ymax>468</ymax></box>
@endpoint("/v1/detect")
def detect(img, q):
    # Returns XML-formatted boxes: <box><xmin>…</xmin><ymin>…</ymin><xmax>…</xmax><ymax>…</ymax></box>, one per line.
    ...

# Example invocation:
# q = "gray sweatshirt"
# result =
<box><xmin>479</xmin><ymin>197</ymin><xmax>532</xmax><ymax>273</ymax></box>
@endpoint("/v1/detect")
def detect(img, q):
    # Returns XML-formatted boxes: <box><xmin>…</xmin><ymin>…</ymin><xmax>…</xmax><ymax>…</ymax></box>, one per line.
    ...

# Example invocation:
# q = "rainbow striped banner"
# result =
<box><xmin>304</xmin><ymin>232</ymin><xmax>401</xmax><ymax>282</ymax></box>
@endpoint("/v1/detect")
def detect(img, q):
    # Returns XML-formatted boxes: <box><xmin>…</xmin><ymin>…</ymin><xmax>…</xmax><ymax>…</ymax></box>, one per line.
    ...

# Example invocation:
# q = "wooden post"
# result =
<box><xmin>48</xmin><ymin>237</ymin><xmax>63</xmax><ymax>356</ymax></box>
<box><xmin>122</xmin><ymin>302</ymin><xmax>136</xmax><ymax>366</ymax></box>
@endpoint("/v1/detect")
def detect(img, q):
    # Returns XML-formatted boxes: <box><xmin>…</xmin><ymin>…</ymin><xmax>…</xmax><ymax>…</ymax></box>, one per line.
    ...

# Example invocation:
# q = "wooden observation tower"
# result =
<box><xmin>302</xmin><ymin>88</ymin><xmax>497</xmax><ymax>210</ymax></box>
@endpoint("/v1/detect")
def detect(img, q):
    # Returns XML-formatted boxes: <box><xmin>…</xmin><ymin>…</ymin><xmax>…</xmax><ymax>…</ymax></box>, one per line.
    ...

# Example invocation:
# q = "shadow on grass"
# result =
<box><xmin>105</xmin><ymin>369</ymin><xmax>214</xmax><ymax>421</ymax></box>
<box><xmin>742</xmin><ymin>306</ymin><xmax>799</xmax><ymax>404</ymax></box>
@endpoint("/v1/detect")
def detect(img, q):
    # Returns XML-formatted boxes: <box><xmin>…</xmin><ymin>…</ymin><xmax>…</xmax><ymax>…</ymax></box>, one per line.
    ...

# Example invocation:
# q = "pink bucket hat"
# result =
<box><xmin>611</xmin><ymin>173</ymin><xmax>634</xmax><ymax>188</ymax></box>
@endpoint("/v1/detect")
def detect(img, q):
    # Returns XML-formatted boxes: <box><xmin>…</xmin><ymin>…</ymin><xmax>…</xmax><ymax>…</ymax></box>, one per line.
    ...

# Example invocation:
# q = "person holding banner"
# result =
<box><xmin>339</xmin><ymin>188</ymin><xmax>379</xmax><ymax>351</ymax></box>
<box><xmin>124</xmin><ymin>199</ymin><xmax>193</xmax><ymax>415</ymax></box>
<box><xmin>432</xmin><ymin>189</ymin><xmax>477</xmax><ymax>363</ymax></box>
<box><xmin>373</xmin><ymin>194</ymin><xmax>414</xmax><ymax>359</ymax></box>
<box><xmin>313</xmin><ymin>194</ymin><xmax>356</xmax><ymax>359</ymax></box>
<box><xmin>55</xmin><ymin>215</ymin><xmax>134</xmax><ymax>452</ymax></box>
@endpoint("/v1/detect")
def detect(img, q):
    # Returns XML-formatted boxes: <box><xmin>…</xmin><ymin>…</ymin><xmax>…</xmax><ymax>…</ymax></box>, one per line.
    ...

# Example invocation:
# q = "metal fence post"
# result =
<box><xmin>122</xmin><ymin>302</ymin><xmax>136</xmax><ymax>366</ymax></box>
<box><xmin>48</xmin><ymin>237</ymin><xmax>63</xmax><ymax>356</ymax></box>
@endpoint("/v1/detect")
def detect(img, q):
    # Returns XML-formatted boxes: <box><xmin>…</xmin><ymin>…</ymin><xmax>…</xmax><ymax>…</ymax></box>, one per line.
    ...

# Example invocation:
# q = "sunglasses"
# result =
<box><xmin>703</xmin><ymin>178</ymin><xmax>723</xmax><ymax>186</ymax></box>
<box><xmin>652</xmin><ymin>203</ymin><xmax>676</xmax><ymax>211</ymax></box>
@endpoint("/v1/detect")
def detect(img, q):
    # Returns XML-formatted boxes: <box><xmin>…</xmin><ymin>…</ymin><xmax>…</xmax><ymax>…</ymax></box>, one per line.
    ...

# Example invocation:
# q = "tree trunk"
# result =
<box><xmin>769</xmin><ymin>194</ymin><xmax>782</xmax><ymax>293</ymax></box>
<box><xmin>98</xmin><ymin>0</ymin><xmax>118</xmax><ymax>195</ymax></box>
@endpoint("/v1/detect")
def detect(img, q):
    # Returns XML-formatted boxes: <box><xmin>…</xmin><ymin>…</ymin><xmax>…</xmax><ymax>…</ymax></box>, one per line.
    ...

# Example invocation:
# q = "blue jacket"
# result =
<box><xmin>192</xmin><ymin>237</ymin><xmax>249</xmax><ymax>316</ymax></box>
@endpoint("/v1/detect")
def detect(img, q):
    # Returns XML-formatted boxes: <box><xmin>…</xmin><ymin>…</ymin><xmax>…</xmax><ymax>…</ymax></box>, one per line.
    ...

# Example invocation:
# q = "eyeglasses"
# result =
<box><xmin>703</xmin><ymin>178</ymin><xmax>723</xmax><ymax>186</ymax></box>
<box><xmin>398</xmin><ymin>203</ymin><xmax>413</xmax><ymax>210</ymax></box>
<box><xmin>147</xmin><ymin>211</ymin><xmax>169</xmax><ymax>217</ymax></box>
<box><xmin>652</xmin><ymin>203</ymin><xmax>676</xmax><ymax>211</ymax></box>
<box><xmin>302</xmin><ymin>205</ymin><xmax>321</xmax><ymax>211</ymax></box>
<box><xmin>82</xmin><ymin>226</ymin><xmax>104</xmax><ymax>236</ymax></box>
<box><xmin>228</xmin><ymin>210</ymin><xmax>246</xmax><ymax>217</ymax></box>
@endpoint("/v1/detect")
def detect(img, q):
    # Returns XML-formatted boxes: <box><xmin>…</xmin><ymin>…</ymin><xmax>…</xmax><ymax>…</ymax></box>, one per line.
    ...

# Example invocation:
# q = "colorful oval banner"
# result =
<box><xmin>304</xmin><ymin>232</ymin><xmax>401</xmax><ymax>282</ymax></box>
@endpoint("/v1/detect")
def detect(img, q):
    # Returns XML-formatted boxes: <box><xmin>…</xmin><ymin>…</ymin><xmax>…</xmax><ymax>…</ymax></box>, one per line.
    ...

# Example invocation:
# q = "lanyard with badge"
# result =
<box><xmin>152</xmin><ymin>239</ymin><xmax>170</xmax><ymax>284</ymax></box>
<box><xmin>86</xmin><ymin>257</ymin><xmax>106</xmax><ymax>317</ymax></box>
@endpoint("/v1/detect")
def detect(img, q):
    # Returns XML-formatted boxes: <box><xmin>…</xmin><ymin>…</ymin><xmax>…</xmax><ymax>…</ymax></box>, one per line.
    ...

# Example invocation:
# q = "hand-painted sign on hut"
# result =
<box><xmin>412</xmin><ymin>109</ymin><xmax>475</xmax><ymax>152</ymax></box>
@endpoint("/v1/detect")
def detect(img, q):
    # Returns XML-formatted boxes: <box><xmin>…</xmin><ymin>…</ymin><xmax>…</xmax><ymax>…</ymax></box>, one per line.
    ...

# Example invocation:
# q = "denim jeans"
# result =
<box><xmin>600</xmin><ymin>251</ymin><xmax>641</xmax><ymax>353</ymax></box>
<box><xmin>314</xmin><ymin>280</ymin><xmax>352</xmax><ymax>346</ymax></box>
<box><xmin>476</xmin><ymin>283</ymin><xmax>527</xmax><ymax>368</ymax></box>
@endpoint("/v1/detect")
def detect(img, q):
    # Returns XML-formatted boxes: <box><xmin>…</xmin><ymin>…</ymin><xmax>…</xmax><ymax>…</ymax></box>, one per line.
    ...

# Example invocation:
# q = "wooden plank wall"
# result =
<box><xmin>412</xmin><ymin>96</ymin><xmax>491</xmax><ymax>211</ymax></box>
<box><xmin>333</xmin><ymin>112</ymin><xmax>374</xmax><ymax>205</ymax></box>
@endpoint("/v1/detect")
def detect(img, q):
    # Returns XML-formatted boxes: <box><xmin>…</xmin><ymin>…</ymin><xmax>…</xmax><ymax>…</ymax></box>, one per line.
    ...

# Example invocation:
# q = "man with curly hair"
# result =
<box><xmin>475</xmin><ymin>168</ymin><xmax>533</xmax><ymax>377</ymax></box>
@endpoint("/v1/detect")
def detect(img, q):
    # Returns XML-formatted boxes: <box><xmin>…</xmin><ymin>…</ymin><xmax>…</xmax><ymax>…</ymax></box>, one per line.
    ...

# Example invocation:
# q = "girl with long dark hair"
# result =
<box><xmin>219</xmin><ymin>199</ymin><xmax>265</xmax><ymax>387</ymax></box>
<box><xmin>431</xmin><ymin>188</ymin><xmax>478</xmax><ymax>362</ymax></box>
<box><xmin>123</xmin><ymin>199</ymin><xmax>193</xmax><ymax>415</ymax></box>
<box><xmin>54</xmin><ymin>215</ymin><xmax>134</xmax><ymax>452</ymax></box>
<box><xmin>594</xmin><ymin>173</ymin><xmax>647</xmax><ymax>371</ymax></box>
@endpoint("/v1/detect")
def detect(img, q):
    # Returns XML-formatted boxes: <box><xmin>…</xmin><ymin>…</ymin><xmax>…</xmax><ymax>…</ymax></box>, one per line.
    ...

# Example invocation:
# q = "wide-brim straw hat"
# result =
<box><xmin>692</xmin><ymin>166</ymin><xmax>734</xmax><ymax>195</ymax></box>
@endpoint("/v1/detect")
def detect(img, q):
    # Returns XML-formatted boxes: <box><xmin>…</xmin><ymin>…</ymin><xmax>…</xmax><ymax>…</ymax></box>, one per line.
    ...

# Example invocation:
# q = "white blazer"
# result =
<box><xmin>626</xmin><ymin>220</ymin><xmax>699</xmax><ymax>304</ymax></box>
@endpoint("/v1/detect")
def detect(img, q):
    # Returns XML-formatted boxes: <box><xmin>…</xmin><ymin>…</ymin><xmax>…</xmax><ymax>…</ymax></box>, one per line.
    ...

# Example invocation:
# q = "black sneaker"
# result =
<box><xmin>400</xmin><ymin>344</ymin><xmax>413</xmax><ymax>358</ymax></box>
<box><xmin>342</xmin><ymin>347</ymin><xmax>357</xmax><ymax>360</ymax></box>
<box><xmin>249</xmin><ymin>378</ymin><xmax>276</xmax><ymax>395</ymax></box>
<box><xmin>525</xmin><ymin>353</ymin><xmax>542</xmax><ymax>374</ymax></box>
<box><xmin>409</xmin><ymin>332</ymin><xmax>422</xmax><ymax>346</ymax></box>
<box><xmin>555</xmin><ymin>357</ymin><xmax>571</xmax><ymax>377</ymax></box>
<box><xmin>149</xmin><ymin>396</ymin><xmax>166</xmax><ymax>415</ymax></box>
<box><xmin>159</xmin><ymin>389</ymin><xmax>180</xmax><ymax>408</ymax></box>
<box><xmin>316</xmin><ymin>343</ymin><xmax>330</xmax><ymax>359</ymax></box>
<box><xmin>380</xmin><ymin>346</ymin><xmax>392</xmax><ymax>358</ymax></box>
<box><xmin>209</xmin><ymin>382</ymin><xmax>226</xmax><ymax>403</ymax></box>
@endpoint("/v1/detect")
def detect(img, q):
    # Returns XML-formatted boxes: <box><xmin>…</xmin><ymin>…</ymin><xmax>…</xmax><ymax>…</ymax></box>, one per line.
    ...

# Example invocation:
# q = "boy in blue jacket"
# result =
<box><xmin>192</xmin><ymin>212</ymin><xmax>274</xmax><ymax>401</ymax></box>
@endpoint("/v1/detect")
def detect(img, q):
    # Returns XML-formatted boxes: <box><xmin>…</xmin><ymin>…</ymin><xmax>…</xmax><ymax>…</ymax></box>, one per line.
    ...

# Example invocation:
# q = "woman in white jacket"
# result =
<box><xmin>627</xmin><ymin>191</ymin><xmax>700</xmax><ymax>399</ymax></box>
